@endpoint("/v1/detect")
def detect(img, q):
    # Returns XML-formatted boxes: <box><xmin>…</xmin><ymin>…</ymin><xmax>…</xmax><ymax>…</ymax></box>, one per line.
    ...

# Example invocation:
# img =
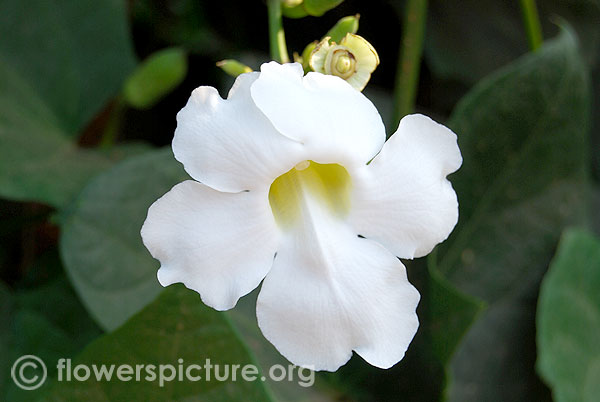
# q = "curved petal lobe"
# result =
<box><xmin>141</xmin><ymin>180</ymin><xmax>279</xmax><ymax>310</ymax></box>
<box><xmin>173</xmin><ymin>72</ymin><xmax>304</xmax><ymax>193</ymax></box>
<box><xmin>256</xmin><ymin>192</ymin><xmax>420</xmax><ymax>371</ymax></box>
<box><xmin>250</xmin><ymin>62</ymin><xmax>386</xmax><ymax>167</ymax></box>
<box><xmin>349</xmin><ymin>114</ymin><xmax>462</xmax><ymax>259</ymax></box>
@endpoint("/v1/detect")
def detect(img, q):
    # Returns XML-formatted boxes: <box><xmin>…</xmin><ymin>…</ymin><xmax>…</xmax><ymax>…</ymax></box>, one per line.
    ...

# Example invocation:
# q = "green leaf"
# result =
<box><xmin>426</xmin><ymin>263</ymin><xmax>484</xmax><ymax>364</ymax></box>
<box><xmin>15</xmin><ymin>276</ymin><xmax>102</xmax><ymax>349</ymax></box>
<box><xmin>0</xmin><ymin>0</ymin><xmax>136</xmax><ymax>133</ymax></box>
<box><xmin>425</xmin><ymin>0</ymin><xmax>600</xmax><ymax>84</ymax></box>
<box><xmin>124</xmin><ymin>48</ymin><xmax>188</xmax><ymax>110</ymax></box>
<box><xmin>537</xmin><ymin>229</ymin><xmax>600</xmax><ymax>402</ymax></box>
<box><xmin>1</xmin><ymin>253</ymin><xmax>102</xmax><ymax>400</ymax></box>
<box><xmin>59</xmin><ymin>148</ymin><xmax>188</xmax><ymax>331</ymax></box>
<box><xmin>432</xmin><ymin>27</ymin><xmax>591</xmax><ymax>400</ymax></box>
<box><xmin>0</xmin><ymin>62</ymin><xmax>112</xmax><ymax>207</ymax></box>
<box><xmin>40</xmin><ymin>285</ymin><xmax>273</xmax><ymax>402</ymax></box>
<box><xmin>0</xmin><ymin>0</ymin><xmax>138</xmax><ymax>207</ymax></box>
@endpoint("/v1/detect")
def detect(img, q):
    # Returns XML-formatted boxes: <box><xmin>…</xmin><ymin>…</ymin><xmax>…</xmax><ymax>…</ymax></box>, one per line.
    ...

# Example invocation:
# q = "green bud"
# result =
<box><xmin>325</xmin><ymin>14</ymin><xmax>359</xmax><ymax>43</ymax></box>
<box><xmin>299</xmin><ymin>41</ymin><xmax>318</xmax><ymax>72</ymax></box>
<box><xmin>123</xmin><ymin>47</ymin><xmax>187</xmax><ymax>110</ymax></box>
<box><xmin>281</xmin><ymin>2</ymin><xmax>309</xmax><ymax>18</ymax></box>
<box><xmin>281</xmin><ymin>0</ymin><xmax>344</xmax><ymax>18</ymax></box>
<box><xmin>282</xmin><ymin>0</ymin><xmax>303</xmax><ymax>6</ymax></box>
<box><xmin>303</xmin><ymin>0</ymin><xmax>344</xmax><ymax>16</ymax></box>
<box><xmin>216</xmin><ymin>59</ymin><xmax>253</xmax><ymax>77</ymax></box>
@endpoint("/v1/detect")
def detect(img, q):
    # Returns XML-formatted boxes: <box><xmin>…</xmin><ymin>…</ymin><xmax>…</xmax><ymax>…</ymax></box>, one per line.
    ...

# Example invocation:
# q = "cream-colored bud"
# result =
<box><xmin>309</xmin><ymin>33</ymin><xmax>379</xmax><ymax>91</ymax></box>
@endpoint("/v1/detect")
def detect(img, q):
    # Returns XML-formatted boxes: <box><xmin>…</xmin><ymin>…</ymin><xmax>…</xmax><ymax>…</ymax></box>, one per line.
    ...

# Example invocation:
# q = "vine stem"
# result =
<box><xmin>267</xmin><ymin>0</ymin><xmax>290</xmax><ymax>63</ymax></box>
<box><xmin>519</xmin><ymin>0</ymin><xmax>543</xmax><ymax>51</ymax></box>
<box><xmin>392</xmin><ymin>0</ymin><xmax>427</xmax><ymax>130</ymax></box>
<box><xmin>99</xmin><ymin>96</ymin><xmax>125</xmax><ymax>148</ymax></box>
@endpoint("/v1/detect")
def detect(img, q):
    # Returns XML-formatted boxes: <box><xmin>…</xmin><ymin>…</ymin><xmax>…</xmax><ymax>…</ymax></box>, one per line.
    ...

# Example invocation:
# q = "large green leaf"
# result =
<box><xmin>0</xmin><ymin>0</ymin><xmax>137</xmax><ymax>207</ymax></box>
<box><xmin>59</xmin><ymin>148</ymin><xmax>188</xmax><ymax>331</ymax></box>
<box><xmin>431</xmin><ymin>27</ymin><xmax>591</xmax><ymax>400</ymax></box>
<box><xmin>425</xmin><ymin>0</ymin><xmax>600</xmax><ymax>84</ymax></box>
<box><xmin>40</xmin><ymin>285</ymin><xmax>273</xmax><ymax>402</ymax></box>
<box><xmin>1</xmin><ymin>253</ymin><xmax>102</xmax><ymax>400</ymax></box>
<box><xmin>0</xmin><ymin>0</ymin><xmax>136</xmax><ymax>133</ymax></box>
<box><xmin>537</xmin><ymin>229</ymin><xmax>600</xmax><ymax>402</ymax></box>
<box><xmin>426</xmin><ymin>263</ymin><xmax>484</xmax><ymax>365</ymax></box>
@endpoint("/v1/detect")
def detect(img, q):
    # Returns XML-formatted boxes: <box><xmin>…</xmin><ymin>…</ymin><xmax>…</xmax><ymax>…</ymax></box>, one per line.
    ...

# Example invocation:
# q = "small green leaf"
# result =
<box><xmin>537</xmin><ymin>229</ymin><xmax>600</xmax><ymax>402</ymax></box>
<box><xmin>59</xmin><ymin>148</ymin><xmax>188</xmax><ymax>331</ymax></box>
<box><xmin>40</xmin><ymin>285</ymin><xmax>273</xmax><ymax>401</ymax></box>
<box><xmin>123</xmin><ymin>48</ymin><xmax>188</xmax><ymax>110</ymax></box>
<box><xmin>325</xmin><ymin>15</ymin><xmax>360</xmax><ymax>43</ymax></box>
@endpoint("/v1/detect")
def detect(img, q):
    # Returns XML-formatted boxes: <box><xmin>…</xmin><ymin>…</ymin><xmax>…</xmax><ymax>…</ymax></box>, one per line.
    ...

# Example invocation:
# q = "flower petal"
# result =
<box><xmin>349</xmin><ymin>114</ymin><xmax>462</xmax><ymax>259</ymax></box>
<box><xmin>256</xmin><ymin>191</ymin><xmax>420</xmax><ymax>371</ymax></box>
<box><xmin>308</xmin><ymin>38</ymin><xmax>331</xmax><ymax>73</ymax></box>
<box><xmin>250</xmin><ymin>62</ymin><xmax>386</xmax><ymax>167</ymax></box>
<box><xmin>341</xmin><ymin>33</ymin><xmax>379</xmax><ymax>72</ymax></box>
<box><xmin>173</xmin><ymin>72</ymin><xmax>304</xmax><ymax>193</ymax></box>
<box><xmin>141</xmin><ymin>180</ymin><xmax>279</xmax><ymax>310</ymax></box>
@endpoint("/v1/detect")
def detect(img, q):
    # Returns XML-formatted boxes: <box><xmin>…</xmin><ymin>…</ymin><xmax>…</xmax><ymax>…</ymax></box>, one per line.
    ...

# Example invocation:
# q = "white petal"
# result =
<box><xmin>173</xmin><ymin>72</ymin><xmax>304</xmax><ymax>193</ymax></box>
<box><xmin>141</xmin><ymin>180</ymin><xmax>279</xmax><ymax>310</ymax></box>
<box><xmin>341</xmin><ymin>33</ymin><xmax>379</xmax><ymax>72</ymax></box>
<box><xmin>309</xmin><ymin>38</ymin><xmax>331</xmax><ymax>73</ymax></box>
<box><xmin>250</xmin><ymin>62</ymin><xmax>386</xmax><ymax>167</ymax></box>
<box><xmin>256</xmin><ymin>191</ymin><xmax>420</xmax><ymax>371</ymax></box>
<box><xmin>349</xmin><ymin>114</ymin><xmax>462</xmax><ymax>259</ymax></box>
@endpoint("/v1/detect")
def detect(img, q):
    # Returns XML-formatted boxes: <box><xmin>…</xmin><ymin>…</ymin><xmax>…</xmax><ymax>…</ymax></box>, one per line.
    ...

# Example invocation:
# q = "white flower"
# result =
<box><xmin>141</xmin><ymin>62</ymin><xmax>462</xmax><ymax>372</ymax></box>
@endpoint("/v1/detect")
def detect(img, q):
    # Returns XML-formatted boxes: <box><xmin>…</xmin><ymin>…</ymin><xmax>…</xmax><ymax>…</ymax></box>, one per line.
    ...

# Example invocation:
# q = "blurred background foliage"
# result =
<box><xmin>1</xmin><ymin>0</ymin><xmax>599</xmax><ymax>401</ymax></box>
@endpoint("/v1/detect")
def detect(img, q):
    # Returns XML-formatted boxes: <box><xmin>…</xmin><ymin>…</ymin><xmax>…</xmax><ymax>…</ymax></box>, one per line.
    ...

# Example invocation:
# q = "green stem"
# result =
<box><xmin>519</xmin><ymin>0</ymin><xmax>543</xmax><ymax>51</ymax></box>
<box><xmin>267</xmin><ymin>0</ymin><xmax>290</xmax><ymax>63</ymax></box>
<box><xmin>392</xmin><ymin>0</ymin><xmax>427</xmax><ymax>130</ymax></box>
<box><xmin>99</xmin><ymin>96</ymin><xmax>125</xmax><ymax>148</ymax></box>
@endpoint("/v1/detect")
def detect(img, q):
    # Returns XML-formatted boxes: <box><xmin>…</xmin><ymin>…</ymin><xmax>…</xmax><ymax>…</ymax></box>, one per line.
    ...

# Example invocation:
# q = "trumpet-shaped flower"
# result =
<box><xmin>141</xmin><ymin>62</ymin><xmax>462</xmax><ymax>372</ymax></box>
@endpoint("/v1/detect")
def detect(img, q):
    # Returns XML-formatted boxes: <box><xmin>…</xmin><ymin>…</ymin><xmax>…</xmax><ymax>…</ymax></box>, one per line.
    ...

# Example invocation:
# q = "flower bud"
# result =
<box><xmin>294</xmin><ymin>41</ymin><xmax>318</xmax><ymax>72</ymax></box>
<box><xmin>282</xmin><ymin>0</ymin><xmax>344</xmax><ymax>18</ymax></box>
<box><xmin>216</xmin><ymin>59</ymin><xmax>253</xmax><ymax>77</ymax></box>
<box><xmin>309</xmin><ymin>33</ymin><xmax>379</xmax><ymax>91</ymax></box>
<box><xmin>325</xmin><ymin>14</ymin><xmax>359</xmax><ymax>43</ymax></box>
<box><xmin>123</xmin><ymin>47</ymin><xmax>187</xmax><ymax>109</ymax></box>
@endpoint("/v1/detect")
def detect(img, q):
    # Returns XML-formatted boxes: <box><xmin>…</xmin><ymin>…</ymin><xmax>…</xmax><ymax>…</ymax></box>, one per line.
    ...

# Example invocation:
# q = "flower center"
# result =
<box><xmin>326</xmin><ymin>47</ymin><xmax>357</xmax><ymax>80</ymax></box>
<box><xmin>268</xmin><ymin>161</ymin><xmax>352</xmax><ymax>229</ymax></box>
